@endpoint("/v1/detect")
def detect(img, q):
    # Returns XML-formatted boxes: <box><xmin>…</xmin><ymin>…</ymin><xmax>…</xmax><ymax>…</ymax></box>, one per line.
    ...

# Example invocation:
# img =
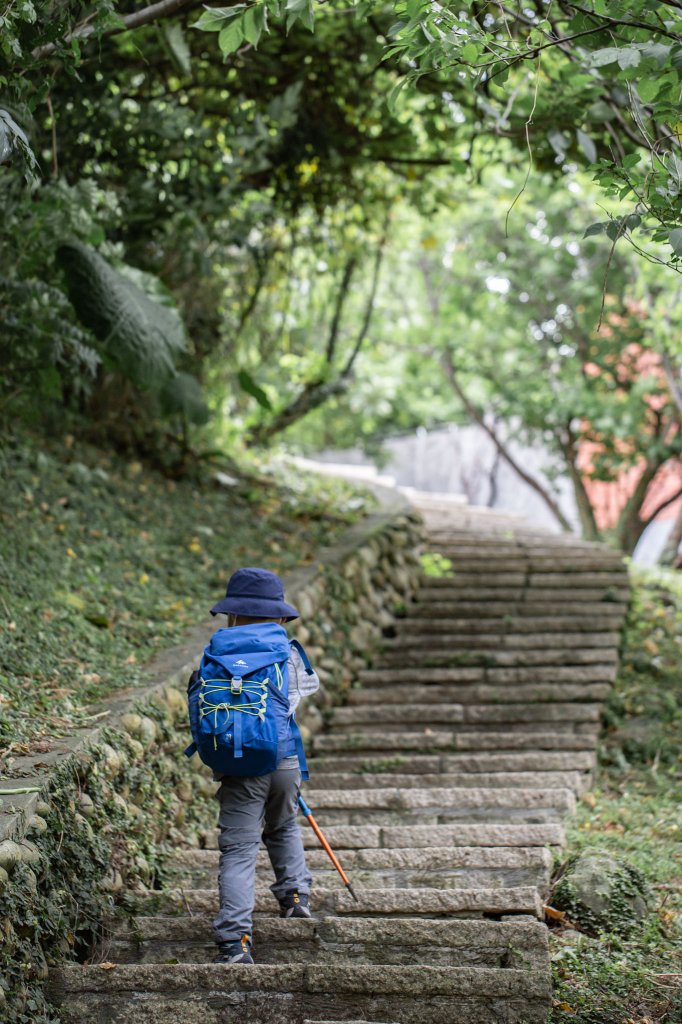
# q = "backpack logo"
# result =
<box><xmin>233</xmin><ymin>659</ymin><xmax>248</xmax><ymax>667</ymax></box>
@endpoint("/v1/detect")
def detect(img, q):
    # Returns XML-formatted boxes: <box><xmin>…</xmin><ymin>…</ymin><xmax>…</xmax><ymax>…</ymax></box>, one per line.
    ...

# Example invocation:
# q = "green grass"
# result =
<box><xmin>0</xmin><ymin>430</ymin><xmax>370</xmax><ymax>762</ymax></box>
<box><xmin>550</xmin><ymin>567</ymin><xmax>682</xmax><ymax>1024</ymax></box>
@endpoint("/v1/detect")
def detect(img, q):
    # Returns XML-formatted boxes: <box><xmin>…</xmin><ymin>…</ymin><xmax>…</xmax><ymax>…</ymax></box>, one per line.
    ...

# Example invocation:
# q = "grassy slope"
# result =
<box><xmin>0</xmin><ymin>432</ymin><xmax>368</xmax><ymax>763</ymax></box>
<box><xmin>551</xmin><ymin>568</ymin><xmax>682</xmax><ymax>1024</ymax></box>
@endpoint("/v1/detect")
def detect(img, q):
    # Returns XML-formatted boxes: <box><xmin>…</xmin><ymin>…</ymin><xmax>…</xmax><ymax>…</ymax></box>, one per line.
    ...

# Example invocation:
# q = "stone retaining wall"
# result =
<box><xmin>0</xmin><ymin>493</ymin><xmax>424</xmax><ymax>1023</ymax></box>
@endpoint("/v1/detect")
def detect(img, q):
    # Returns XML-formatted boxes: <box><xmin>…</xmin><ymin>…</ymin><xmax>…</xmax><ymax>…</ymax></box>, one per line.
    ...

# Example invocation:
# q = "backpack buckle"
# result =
<box><xmin>231</xmin><ymin>676</ymin><xmax>243</xmax><ymax>694</ymax></box>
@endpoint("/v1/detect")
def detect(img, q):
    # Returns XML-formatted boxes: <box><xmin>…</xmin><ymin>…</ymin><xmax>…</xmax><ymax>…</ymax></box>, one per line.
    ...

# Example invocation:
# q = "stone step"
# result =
<box><xmin>417</xmin><ymin>587</ymin><xmax>629</xmax><ymax>603</ymax></box>
<box><xmin>171</xmin><ymin>848</ymin><xmax>551</xmax><ymax>893</ymax></box>
<box><xmin>408</xmin><ymin>600</ymin><xmax>626</xmax><ymax>618</ymax></box>
<box><xmin>427</xmin><ymin>555</ymin><xmax>625</xmax><ymax>572</ymax></box>
<box><xmin>312</xmin><ymin>731</ymin><xmax>596</xmax><ymax>754</ymax></box>
<box><xmin>358</xmin><ymin>665</ymin><xmax>617</xmax><ymax>684</ymax></box>
<box><xmin>420</xmin><ymin>571</ymin><xmax>628</xmax><ymax>587</ymax></box>
<box><xmin>134</xmin><ymin>884</ymin><xmax>547</xmax><ymax>919</ymax></box>
<box><xmin>297</xmin><ymin>786</ymin><xmax>575</xmax><ymax>811</ymax></box>
<box><xmin>287</xmin><ymin>788</ymin><xmax>574</xmax><ymax>823</ymax></box>
<box><xmin>396</xmin><ymin>615</ymin><xmax>625</xmax><ymax>634</ymax></box>
<box><xmin>294</xmin><ymin>807</ymin><xmax>566</xmax><ymax>827</ymax></box>
<box><xmin>200</xmin><ymin>823</ymin><xmax>564</xmax><ymax>854</ymax></box>
<box><xmin>108</xmin><ymin>913</ymin><xmax>549</xmax><ymax>970</ymax></box>
<box><xmin>177</xmin><ymin>844</ymin><xmax>554</xmax><ymax>875</ymax></box>
<box><xmin>49</xmin><ymin>962</ymin><xmax>552</xmax><ymax>1024</ymax></box>
<box><xmin>374</xmin><ymin>647</ymin><xmax>618</xmax><ymax>667</ymax></box>
<box><xmin>309</xmin><ymin>750</ymin><xmax>596</xmax><ymax>775</ymax></box>
<box><xmin>347</xmin><ymin>683</ymin><xmax>611</xmax><ymax>705</ymax></box>
<box><xmin>381</xmin><ymin>630</ymin><xmax>620</xmax><ymax>650</ymax></box>
<box><xmin>331</xmin><ymin>703</ymin><xmax>601</xmax><ymax>730</ymax></box>
<box><xmin>305</xmin><ymin>770</ymin><xmax>588</xmax><ymax>793</ymax></box>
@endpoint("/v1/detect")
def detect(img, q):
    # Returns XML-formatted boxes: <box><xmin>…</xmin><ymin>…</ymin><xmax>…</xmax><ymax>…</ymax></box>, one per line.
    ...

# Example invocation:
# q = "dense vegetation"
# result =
<box><xmin>550</xmin><ymin>569</ymin><xmax>682</xmax><ymax>1023</ymax></box>
<box><xmin>0</xmin><ymin>429</ymin><xmax>368</xmax><ymax>760</ymax></box>
<box><xmin>3</xmin><ymin>1</ymin><xmax>682</xmax><ymax>554</ymax></box>
<box><xmin>3</xmin><ymin>7</ymin><xmax>681</xmax><ymax>1017</ymax></box>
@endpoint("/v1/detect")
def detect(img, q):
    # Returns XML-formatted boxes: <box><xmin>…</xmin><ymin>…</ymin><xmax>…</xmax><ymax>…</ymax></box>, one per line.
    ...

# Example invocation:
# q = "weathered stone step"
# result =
<box><xmin>331</xmin><ymin>703</ymin><xmax>601</xmax><ymax>729</ymax></box>
<box><xmin>331</xmin><ymin>723</ymin><xmax>599</xmax><ymax>740</ymax></box>
<box><xmin>200</xmin><ymin>823</ymin><xmax>563</xmax><ymax>854</ymax></box>
<box><xmin>409</xmin><ymin>600</ymin><xmax>626</xmax><ymax>618</ymax></box>
<box><xmin>108</xmin><ymin>913</ymin><xmax>549</xmax><ymax>969</ymax></box>
<box><xmin>358</xmin><ymin>665</ymin><xmax>616</xmax><ymax>684</ymax></box>
<box><xmin>305</xmin><ymin>770</ymin><xmax>588</xmax><ymax>792</ymax></box>
<box><xmin>417</xmin><ymin>587</ymin><xmax>629</xmax><ymax>603</ymax></box>
<box><xmin>348</xmin><ymin>683</ymin><xmax>611</xmax><ymax>705</ymax></box>
<box><xmin>295</xmin><ymin>786</ymin><xmax>574</xmax><ymax>811</ymax></box>
<box><xmin>396</xmin><ymin>615</ymin><xmax>624</xmax><ymax>634</ymax></box>
<box><xmin>374</xmin><ymin>647</ymin><xmax>618</xmax><ymax>667</ymax></box>
<box><xmin>295</xmin><ymin>806</ymin><xmax>567</xmax><ymax>827</ymax></box>
<box><xmin>428</xmin><ymin>555</ymin><xmax>625</xmax><ymax>571</ymax></box>
<box><xmin>309</xmin><ymin>750</ymin><xmax>596</xmax><ymax>775</ymax></box>
<box><xmin>137</xmin><ymin>884</ymin><xmax>546</xmax><ymax>919</ymax></box>
<box><xmin>50</xmin><ymin>962</ymin><xmax>551</xmax><ymax>1024</ymax></box>
<box><xmin>171</xmin><ymin>844</ymin><xmax>553</xmax><ymax>892</ymax></box>
<box><xmin>312</xmin><ymin>731</ymin><xmax>595</xmax><ymax>754</ymax></box>
<box><xmin>382</xmin><ymin>630</ymin><xmax>620</xmax><ymax>650</ymax></box>
<box><xmin>180</xmin><ymin>844</ymin><xmax>554</xmax><ymax>875</ymax></box>
<box><xmin>420</xmin><ymin>571</ymin><xmax>628</xmax><ymax>587</ymax></box>
<box><xmin>177</xmin><ymin>863</ymin><xmax>550</xmax><ymax>895</ymax></box>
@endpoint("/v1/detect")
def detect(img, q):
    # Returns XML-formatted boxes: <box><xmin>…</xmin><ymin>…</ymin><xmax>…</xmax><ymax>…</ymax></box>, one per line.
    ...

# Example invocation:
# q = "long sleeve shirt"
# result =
<box><xmin>286</xmin><ymin>646</ymin><xmax>320</xmax><ymax>715</ymax></box>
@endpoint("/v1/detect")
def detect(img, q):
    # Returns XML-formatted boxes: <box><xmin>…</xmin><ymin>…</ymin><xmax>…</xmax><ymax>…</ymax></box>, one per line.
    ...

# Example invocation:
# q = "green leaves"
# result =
<box><xmin>193</xmin><ymin>0</ymin><xmax>310</xmax><ymax>53</ymax></box>
<box><xmin>577</xmin><ymin>129</ymin><xmax>597</xmax><ymax>164</ymax></box>
<box><xmin>163</xmin><ymin>23</ymin><xmax>191</xmax><ymax>75</ymax></box>
<box><xmin>58</xmin><ymin>242</ymin><xmax>188</xmax><ymax>390</ymax></box>
<box><xmin>669</xmin><ymin>228</ymin><xmax>682</xmax><ymax>257</ymax></box>
<box><xmin>0</xmin><ymin>108</ymin><xmax>38</xmax><ymax>183</ymax></box>
<box><xmin>238</xmin><ymin>369</ymin><xmax>272</xmax><ymax>408</ymax></box>
<box><xmin>284</xmin><ymin>0</ymin><xmax>314</xmax><ymax>33</ymax></box>
<box><xmin>191</xmin><ymin>5</ymin><xmax>247</xmax><ymax>32</ymax></box>
<box><xmin>219</xmin><ymin>18</ymin><xmax>245</xmax><ymax>54</ymax></box>
<box><xmin>160</xmin><ymin>372</ymin><xmax>211</xmax><ymax>425</ymax></box>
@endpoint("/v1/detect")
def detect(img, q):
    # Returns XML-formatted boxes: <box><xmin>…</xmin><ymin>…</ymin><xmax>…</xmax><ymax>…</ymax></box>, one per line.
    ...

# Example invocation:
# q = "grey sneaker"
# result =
<box><xmin>213</xmin><ymin>934</ymin><xmax>254</xmax><ymax>964</ymax></box>
<box><xmin>279</xmin><ymin>889</ymin><xmax>311</xmax><ymax>919</ymax></box>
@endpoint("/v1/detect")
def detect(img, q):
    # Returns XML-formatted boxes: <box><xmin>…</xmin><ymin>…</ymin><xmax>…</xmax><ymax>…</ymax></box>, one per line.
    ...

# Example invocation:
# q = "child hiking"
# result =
<box><xmin>185</xmin><ymin>567</ymin><xmax>319</xmax><ymax>965</ymax></box>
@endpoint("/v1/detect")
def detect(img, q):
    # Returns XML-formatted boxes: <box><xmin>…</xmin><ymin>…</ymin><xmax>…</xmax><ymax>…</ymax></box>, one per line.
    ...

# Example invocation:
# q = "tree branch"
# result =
<box><xmin>661</xmin><ymin>348</ymin><xmax>682</xmax><ymax>418</ymax></box>
<box><xmin>326</xmin><ymin>257</ymin><xmax>357</xmax><ymax>364</ymax></box>
<box><xmin>32</xmin><ymin>0</ymin><xmax>201</xmax><ymax>60</ymax></box>
<box><xmin>568</xmin><ymin>3</ymin><xmax>682</xmax><ymax>43</ymax></box>
<box><xmin>340</xmin><ymin>225</ymin><xmax>387</xmax><ymax>377</ymax></box>
<box><xmin>439</xmin><ymin>351</ymin><xmax>573</xmax><ymax>532</ymax></box>
<box><xmin>249</xmin><ymin>225</ymin><xmax>388</xmax><ymax>446</ymax></box>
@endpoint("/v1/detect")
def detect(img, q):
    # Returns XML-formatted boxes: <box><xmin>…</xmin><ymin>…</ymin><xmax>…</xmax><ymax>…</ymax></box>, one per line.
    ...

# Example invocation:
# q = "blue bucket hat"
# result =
<box><xmin>210</xmin><ymin>567</ymin><xmax>300</xmax><ymax>621</ymax></box>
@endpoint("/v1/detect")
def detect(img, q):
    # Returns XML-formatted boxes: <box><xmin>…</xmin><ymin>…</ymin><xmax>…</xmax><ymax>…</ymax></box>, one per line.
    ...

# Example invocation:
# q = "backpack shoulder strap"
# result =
<box><xmin>290</xmin><ymin>638</ymin><xmax>314</xmax><ymax>675</ymax></box>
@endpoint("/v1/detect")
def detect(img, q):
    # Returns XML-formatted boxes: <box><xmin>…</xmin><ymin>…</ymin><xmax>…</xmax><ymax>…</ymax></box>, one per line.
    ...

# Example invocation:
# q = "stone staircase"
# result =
<box><xmin>49</xmin><ymin>499</ymin><xmax>628</xmax><ymax>1023</ymax></box>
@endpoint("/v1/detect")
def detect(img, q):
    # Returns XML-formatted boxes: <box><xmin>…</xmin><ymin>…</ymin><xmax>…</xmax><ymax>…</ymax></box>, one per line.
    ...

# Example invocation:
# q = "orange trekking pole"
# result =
<box><xmin>297</xmin><ymin>794</ymin><xmax>358</xmax><ymax>902</ymax></box>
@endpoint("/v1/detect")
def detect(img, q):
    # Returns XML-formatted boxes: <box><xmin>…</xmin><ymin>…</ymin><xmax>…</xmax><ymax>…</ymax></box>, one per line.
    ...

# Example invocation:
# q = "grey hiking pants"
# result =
<box><xmin>213</xmin><ymin>766</ymin><xmax>312</xmax><ymax>944</ymax></box>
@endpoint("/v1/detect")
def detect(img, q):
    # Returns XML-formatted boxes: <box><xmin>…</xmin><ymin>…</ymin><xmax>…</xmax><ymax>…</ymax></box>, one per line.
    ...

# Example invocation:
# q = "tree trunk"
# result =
<box><xmin>659</xmin><ymin>502</ymin><xmax>682</xmax><ymax>566</ymax></box>
<box><xmin>616</xmin><ymin>459</ymin><xmax>662</xmax><ymax>555</ymax></box>
<box><xmin>440</xmin><ymin>353</ymin><xmax>573</xmax><ymax>532</ymax></box>
<box><xmin>559</xmin><ymin>432</ymin><xmax>601</xmax><ymax>542</ymax></box>
<box><xmin>249</xmin><ymin>229</ymin><xmax>386</xmax><ymax>447</ymax></box>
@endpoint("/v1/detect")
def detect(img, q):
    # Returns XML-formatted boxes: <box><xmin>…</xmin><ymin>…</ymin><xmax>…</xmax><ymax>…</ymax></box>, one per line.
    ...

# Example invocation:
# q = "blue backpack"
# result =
<box><xmin>184</xmin><ymin>622</ymin><xmax>311</xmax><ymax>779</ymax></box>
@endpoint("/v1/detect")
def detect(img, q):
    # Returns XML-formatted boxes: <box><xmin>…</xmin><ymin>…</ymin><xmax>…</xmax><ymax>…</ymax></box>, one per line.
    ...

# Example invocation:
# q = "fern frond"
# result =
<box><xmin>58</xmin><ymin>241</ymin><xmax>187</xmax><ymax>390</ymax></box>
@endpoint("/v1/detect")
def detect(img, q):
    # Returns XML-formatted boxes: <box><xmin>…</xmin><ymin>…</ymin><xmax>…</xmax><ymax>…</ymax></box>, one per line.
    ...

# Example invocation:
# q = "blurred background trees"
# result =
<box><xmin>2</xmin><ymin>0</ymin><xmax>682</xmax><ymax>554</ymax></box>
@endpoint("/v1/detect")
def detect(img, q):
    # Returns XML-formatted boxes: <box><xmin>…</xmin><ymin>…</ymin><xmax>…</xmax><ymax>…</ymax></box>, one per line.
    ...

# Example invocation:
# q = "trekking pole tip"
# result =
<box><xmin>346</xmin><ymin>881</ymin><xmax>359</xmax><ymax>903</ymax></box>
